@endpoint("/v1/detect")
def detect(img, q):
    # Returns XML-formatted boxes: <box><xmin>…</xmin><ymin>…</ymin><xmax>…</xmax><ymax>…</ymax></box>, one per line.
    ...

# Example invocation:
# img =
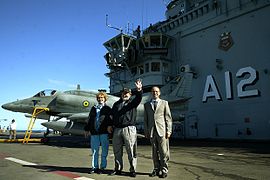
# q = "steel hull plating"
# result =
<box><xmin>104</xmin><ymin>0</ymin><xmax>270</xmax><ymax>140</ymax></box>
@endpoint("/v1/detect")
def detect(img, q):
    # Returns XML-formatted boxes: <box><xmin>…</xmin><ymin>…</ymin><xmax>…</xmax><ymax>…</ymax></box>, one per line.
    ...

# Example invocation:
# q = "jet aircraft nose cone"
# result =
<box><xmin>2</xmin><ymin>103</ymin><xmax>12</xmax><ymax>110</ymax></box>
<box><xmin>2</xmin><ymin>101</ymin><xmax>31</xmax><ymax>113</ymax></box>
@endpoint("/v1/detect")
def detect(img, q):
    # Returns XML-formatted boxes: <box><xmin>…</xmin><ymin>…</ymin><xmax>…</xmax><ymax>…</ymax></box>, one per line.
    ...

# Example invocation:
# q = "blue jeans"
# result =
<box><xmin>90</xmin><ymin>134</ymin><xmax>109</xmax><ymax>169</ymax></box>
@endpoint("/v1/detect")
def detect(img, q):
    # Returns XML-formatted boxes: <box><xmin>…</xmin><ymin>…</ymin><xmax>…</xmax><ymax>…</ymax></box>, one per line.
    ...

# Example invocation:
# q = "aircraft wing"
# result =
<box><xmin>24</xmin><ymin>113</ymin><xmax>51</xmax><ymax>120</ymax></box>
<box><xmin>67</xmin><ymin>112</ymin><xmax>89</xmax><ymax>122</ymax></box>
<box><xmin>24</xmin><ymin>112</ymin><xmax>89</xmax><ymax>123</ymax></box>
<box><xmin>40</xmin><ymin>112</ymin><xmax>89</xmax><ymax>136</ymax></box>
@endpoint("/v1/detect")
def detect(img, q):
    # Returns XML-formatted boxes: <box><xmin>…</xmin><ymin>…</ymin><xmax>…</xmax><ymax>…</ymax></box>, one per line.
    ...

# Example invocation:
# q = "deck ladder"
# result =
<box><xmin>23</xmin><ymin>107</ymin><xmax>49</xmax><ymax>144</ymax></box>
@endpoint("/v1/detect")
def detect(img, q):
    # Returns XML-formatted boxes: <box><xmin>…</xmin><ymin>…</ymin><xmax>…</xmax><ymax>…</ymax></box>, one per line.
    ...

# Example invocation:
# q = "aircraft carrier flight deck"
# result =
<box><xmin>0</xmin><ymin>135</ymin><xmax>270</xmax><ymax>180</ymax></box>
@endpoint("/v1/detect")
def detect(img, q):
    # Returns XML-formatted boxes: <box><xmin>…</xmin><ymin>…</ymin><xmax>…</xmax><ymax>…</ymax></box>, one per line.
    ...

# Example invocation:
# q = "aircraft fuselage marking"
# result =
<box><xmin>82</xmin><ymin>100</ymin><xmax>90</xmax><ymax>107</ymax></box>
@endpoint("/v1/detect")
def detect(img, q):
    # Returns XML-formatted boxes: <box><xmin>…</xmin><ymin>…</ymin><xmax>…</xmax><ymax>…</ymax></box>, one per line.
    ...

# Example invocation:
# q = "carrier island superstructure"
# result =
<box><xmin>103</xmin><ymin>0</ymin><xmax>270</xmax><ymax>140</ymax></box>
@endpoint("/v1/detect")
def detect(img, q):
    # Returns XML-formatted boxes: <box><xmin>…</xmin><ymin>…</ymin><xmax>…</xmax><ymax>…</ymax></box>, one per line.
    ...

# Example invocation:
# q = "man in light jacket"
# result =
<box><xmin>144</xmin><ymin>86</ymin><xmax>172</xmax><ymax>178</ymax></box>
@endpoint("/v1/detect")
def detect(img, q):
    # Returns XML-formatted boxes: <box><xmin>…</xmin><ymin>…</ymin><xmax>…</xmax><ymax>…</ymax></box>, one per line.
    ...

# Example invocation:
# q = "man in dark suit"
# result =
<box><xmin>144</xmin><ymin>86</ymin><xmax>172</xmax><ymax>178</ymax></box>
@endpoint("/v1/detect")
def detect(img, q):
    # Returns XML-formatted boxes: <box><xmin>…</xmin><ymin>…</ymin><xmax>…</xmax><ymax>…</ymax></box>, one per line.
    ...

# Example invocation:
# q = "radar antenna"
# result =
<box><xmin>106</xmin><ymin>14</ymin><xmax>123</xmax><ymax>33</ymax></box>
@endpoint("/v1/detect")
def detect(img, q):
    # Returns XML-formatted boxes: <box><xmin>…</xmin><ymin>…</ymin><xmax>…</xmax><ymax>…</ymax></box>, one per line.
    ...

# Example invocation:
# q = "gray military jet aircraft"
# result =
<box><xmin>2</xmin><ymin>86</ymin><xmax>187</xmax><ymax>138</ymax></box>
<box><xmin>1</xmin><ymin>88</ymin><xmax>119</xmax><ymax>135</ymax></box>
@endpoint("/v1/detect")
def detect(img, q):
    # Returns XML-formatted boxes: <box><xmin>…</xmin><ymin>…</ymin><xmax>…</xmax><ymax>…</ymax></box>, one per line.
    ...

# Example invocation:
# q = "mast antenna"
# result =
<box><xmin>106</xmin><ymin>14</ymin><xmax>123</xmax><ymax>33</ymax></box>
<box><xmin>163</xmin><ymin>0</ymin><xmax>171</xmax><ymax>6</ymax></box>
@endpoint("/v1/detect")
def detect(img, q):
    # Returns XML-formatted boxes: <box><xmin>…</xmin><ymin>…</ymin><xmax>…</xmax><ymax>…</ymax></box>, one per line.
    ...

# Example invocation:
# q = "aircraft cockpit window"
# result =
<box><xmin>33</xmin><ymin>90</ymin><xmax>57</xmax><ymax>97</ymax></box>
<box><xmin>64</xmin><ymin>90</ymin><xmax>73</xmax><ymax>94</ymax></box>
<box><xmin>50</xmin><ymin>90</ymin><xmax>56</xmax><ymax>95</ymax></box>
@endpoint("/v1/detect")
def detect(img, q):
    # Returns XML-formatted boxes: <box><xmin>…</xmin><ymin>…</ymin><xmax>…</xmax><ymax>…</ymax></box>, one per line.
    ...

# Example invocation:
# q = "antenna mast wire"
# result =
<box><xmin>106</xmin><ymin>14</ymin><xmax>122</xmax><ymax>33</ymax></box>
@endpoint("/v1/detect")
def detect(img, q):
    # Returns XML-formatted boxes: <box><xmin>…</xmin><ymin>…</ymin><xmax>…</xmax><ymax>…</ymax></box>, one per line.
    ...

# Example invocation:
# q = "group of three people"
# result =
<box><xmin>84</xmin><ymin>79</ymin><xmax>172</xmax><ymax>178</ymax></box>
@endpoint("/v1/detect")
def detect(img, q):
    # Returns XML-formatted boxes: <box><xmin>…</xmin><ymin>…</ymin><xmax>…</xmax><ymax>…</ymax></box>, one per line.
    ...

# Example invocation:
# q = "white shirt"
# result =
<box><xmin>10</xmin><ymin>122</ymin><xmax>16</xmax><ymax>130</ymax></box>
<box><xmin>151</xmin><ymin>99</ymin><xmax>159</xmax><ymax>110</ymax></box>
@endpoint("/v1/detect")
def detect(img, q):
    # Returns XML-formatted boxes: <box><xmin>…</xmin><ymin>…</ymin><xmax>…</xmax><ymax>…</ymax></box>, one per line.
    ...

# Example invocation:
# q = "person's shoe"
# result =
<box><xmin>99</xmin><ymin>168</ymin><xmax>106</xmax><ymax>174</ymax></box>
<box><xmin>95</xmin><ymin>168</ymin><xmax>101</xmax><ymax>174</ymax></box>
<box><xmin>88</xmin><ymin>168</ymin><xmax>95</xmax><ymax>174</ymax></box>
<box><xmin>160</xmin><ymin>172</ymin><xmax>168</xmax><ymax>178</ymax></box>
<box><xmin>109</xmin><ymin>170</ymin><xmax>121</xmax><ymax>176</ymax></box>
<box><xmin>130</xmin><ymin>172</ymin><xmax>136</xmax><ymax>177</ymax></box>
<box><xmin>149</xmin><ymin>169</ymin><xmax>159</xmax><ymax>177</ymax></box>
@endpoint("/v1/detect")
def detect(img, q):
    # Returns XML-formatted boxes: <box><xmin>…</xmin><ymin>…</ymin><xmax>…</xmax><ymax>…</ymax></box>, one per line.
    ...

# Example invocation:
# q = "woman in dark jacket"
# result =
<box><xmin>84</xmin><ymin>92</ymin><xmax>111</xmax><ymax>174</ymax></box>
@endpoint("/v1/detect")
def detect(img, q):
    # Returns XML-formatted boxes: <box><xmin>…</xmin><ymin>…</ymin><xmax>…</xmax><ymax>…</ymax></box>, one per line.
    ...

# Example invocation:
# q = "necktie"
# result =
<box><xmin>153</xmin><ymin>100</ymin><xmax>157</xmax><ymax>111</ymax></box>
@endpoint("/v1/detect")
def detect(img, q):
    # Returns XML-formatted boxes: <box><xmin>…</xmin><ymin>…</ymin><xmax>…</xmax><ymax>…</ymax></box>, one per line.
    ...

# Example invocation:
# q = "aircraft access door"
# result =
<box><xmin>186</xmin><ymin>114</ymin><xmax>198</xmax><ymax>137</ymax></box>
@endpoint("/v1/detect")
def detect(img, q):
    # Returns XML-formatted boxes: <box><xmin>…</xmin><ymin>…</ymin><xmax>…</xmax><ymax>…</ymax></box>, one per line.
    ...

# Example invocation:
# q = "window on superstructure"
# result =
<box><xmin>139</xmin><ymin>40</ymin><xmax>145</xmax><ymax>49</ymax></box>
<box><xmin>138</xmin><ymin>65</ymin><xmax>144</xmax><ymax>75</ymax></box>
<box><xmin>124</xmin><ymin>36</ymin><xmax>129</xmax><ymax>47</ymax></box>
<box><xmin>162</xmin><ymin>36</ymin><xmax>168</xmax><ymax>47</ymax></box>
<box><xmin>131</xmin><ymin>67</ymin><xmax>137</xmax><ymax>75</ymax></box>
<box><xmin>163</xmin><ymin>63</ymin><xmax>169</xmax><ymax>73</ymax></box>
<box><xmin>150</xmin><ymin>35</ymin><xmax>161</xmax><ymax>47</ymax></box>
<box><xmin>144</xmin><ymin>36</ymin><xmax>150</xmax><ymax>47</ymax></box>
<box><xmin>151</xmin><ymin>62</ymin><xmax>160</xmax><ymax>72</ymax></box>
<box><xmin>116</xmin><ymin>36</ymin><xmax>122</xmax><ymax>48</ymax></box>
<box><xmin>145</xmin><ymin>63</ymin><xmax>149</xmax><ymax>73</ymax></box>
<box><xmin>110</xmin><ymin>41</ymin><xmax>118</xmax><ymax>50</ymax></box>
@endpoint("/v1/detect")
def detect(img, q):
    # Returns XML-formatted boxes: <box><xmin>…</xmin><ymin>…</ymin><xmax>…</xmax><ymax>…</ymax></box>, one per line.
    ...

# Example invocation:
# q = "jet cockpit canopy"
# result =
<box><xmin>33</xmin><ymin>89</ymin><xmax>57</xmax><ymax>97</ymax></box>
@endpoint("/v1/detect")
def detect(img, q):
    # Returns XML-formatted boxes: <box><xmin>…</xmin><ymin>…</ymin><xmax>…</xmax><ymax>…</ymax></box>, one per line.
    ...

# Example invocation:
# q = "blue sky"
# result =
<box><xmin>0</xmin><ymin>0</ymin><xmax>167</xmax><ymax>130</ymax></box>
